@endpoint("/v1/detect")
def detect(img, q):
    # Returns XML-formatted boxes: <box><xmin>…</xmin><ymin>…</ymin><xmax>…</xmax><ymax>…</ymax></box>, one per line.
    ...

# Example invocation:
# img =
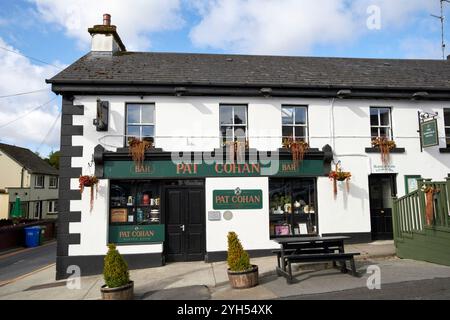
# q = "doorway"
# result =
<box><xmin>164</xmin><ymin>181</ymin><xmax>205</xmax><ymax>262</ymax></box>
<box><xmin>369</xmin><ymin>174</ymin><xmax>397</xmax><ymax>240</ymax></box>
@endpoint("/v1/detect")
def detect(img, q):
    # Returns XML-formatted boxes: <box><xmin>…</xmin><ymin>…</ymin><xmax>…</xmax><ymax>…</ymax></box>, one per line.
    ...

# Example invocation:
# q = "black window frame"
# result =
<box><xmin>444</xmin><ymin>108</ymin><xmax>450</xmax><ymax>148</ymax></box>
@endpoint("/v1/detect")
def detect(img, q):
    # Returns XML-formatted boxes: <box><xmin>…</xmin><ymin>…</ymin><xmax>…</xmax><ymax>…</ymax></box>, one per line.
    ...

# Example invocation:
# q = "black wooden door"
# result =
<box><xmin>369</xmin><ymin>174</ymin><xmax>396</xmax><ymax>240</ymax></box>
<box><xmin>165</xmin><ymin>187</ymin><xmax>205</xmax><ymax>262</ymax></box>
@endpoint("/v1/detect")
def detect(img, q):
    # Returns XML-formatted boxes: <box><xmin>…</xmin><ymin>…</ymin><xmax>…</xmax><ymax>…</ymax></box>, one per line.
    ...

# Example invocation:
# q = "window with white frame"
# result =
<box><xmin>282</xmin><ymin>106</ymin><xmax>308</xmax><ymax>142</ymax></box>
<box><xmin>126</xmin><ymin>104</ymin><xmax>155</xmax><ymax>145</ymax></box>
<box><xmin>370</xmin><ymin>107</ymin><xmax>392</xmax><ymax>139</ymax></box>
<box><xmin>444</xmin><ymin>108</ymin><xmax>450</xmax><ymax>147</ymax></box>
<box><xmin>35</xmin><ymin>175</ymin><xmax>44</xmax><ymax>188</ymax></box>
<box><xmin>49</xmin><ymin>176</ymin><xmax>58</xmax><ymax>188</ymax></box>
<box><xmin>48</xmin><ymin>200</ymin><xmax>58</xmax><ymax>214</ymax></box>
<box><xmin>219</xmin><ymin>105</ymin><xmax>248</xmax><ymax>146</ymax></box>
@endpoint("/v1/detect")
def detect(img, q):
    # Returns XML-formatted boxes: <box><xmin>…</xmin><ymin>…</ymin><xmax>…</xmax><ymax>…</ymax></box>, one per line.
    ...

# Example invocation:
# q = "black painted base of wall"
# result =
<box><xmin>321</xmin><ymin>232</ymin><xmax>372</xmax><ymax>244</ymax></box>
<box><xmin>56</xmin><ymin>253</ymin><xmax>164</xmax><ymax>280</ymax></box>
<box><xmin>205</xmin><ymin>249</ymin><xmax>274</xmax><ymax>263</ymax></box>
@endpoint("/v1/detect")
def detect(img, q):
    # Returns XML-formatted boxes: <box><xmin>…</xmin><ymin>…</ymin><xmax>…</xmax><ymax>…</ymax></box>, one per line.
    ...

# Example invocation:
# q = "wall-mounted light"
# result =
<box><xmin>336</xmin><ymin>89</ymin><xmax>352</xmax><ymax>98</ymax></box>
<box><xmin>174</xmin><ymin>87</ymin><xmax>187</xmax><ymax>96</ymax></box>
<box><xmin>412</xmin><ymin>91</ymin><xmax>429</xmax><ymax>100</ymax></box>
<box><xmin>260</xmin><ymin>87</ymin><xmax>272</xmax><ymax>97</ymax></box>
<box><xmin>93</xmin><ymin>99</ymin><xmax>109</xmax><ymax>131</ymax></box>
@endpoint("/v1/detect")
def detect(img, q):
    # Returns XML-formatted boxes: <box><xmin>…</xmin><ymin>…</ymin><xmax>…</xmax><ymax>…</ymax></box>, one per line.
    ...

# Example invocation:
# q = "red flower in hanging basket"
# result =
<box><xmin>79</xmin><ymin>175</ymin><xmax>99</xmax><ymax>212</ymax></box>
<box><xmin>329</xmin><ymin>164</ymin><xmax>351</xmax><ymax>197</ymax></box>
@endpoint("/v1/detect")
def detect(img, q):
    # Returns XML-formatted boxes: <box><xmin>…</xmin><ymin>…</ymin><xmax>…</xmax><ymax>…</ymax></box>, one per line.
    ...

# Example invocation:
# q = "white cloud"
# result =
<box><xmin>0</xmin><ymin>38</ymin><xmax>63</xmax><ymax>156</ymax></box>
<box><xmin>30</xmin><ymin>0</ymin><xmax>184</xmax><ymax>51</ymax></box>
<box><xmin>189</xmin><ymin>0</ymin><xmax>438</xmax><ymax>55</ymax></box>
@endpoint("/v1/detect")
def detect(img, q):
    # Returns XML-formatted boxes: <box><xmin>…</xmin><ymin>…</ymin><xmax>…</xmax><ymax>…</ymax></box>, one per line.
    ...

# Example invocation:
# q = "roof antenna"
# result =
<box><xmin>431</xmin><ymin>0</ymin><xmax>450</xmax><ymax>60</ymax></box>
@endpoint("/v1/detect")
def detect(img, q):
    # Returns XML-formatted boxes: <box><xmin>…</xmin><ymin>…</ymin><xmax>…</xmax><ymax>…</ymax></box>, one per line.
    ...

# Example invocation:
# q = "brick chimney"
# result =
<box><xmin>88</xmin><ymin>14</ymin><xmax>126</xmax><ymax>53</ymax></box>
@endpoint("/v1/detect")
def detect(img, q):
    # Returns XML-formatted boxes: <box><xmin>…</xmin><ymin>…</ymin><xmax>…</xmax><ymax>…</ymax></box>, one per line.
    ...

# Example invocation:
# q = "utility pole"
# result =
<box><xmin>431</xmin><ymin>0</ymin><xmax>450</xmax><ymax>60</ymax></box>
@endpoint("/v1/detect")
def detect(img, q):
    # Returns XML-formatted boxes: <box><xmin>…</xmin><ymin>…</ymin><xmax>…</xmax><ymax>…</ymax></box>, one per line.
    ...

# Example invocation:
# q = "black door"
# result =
<box><xmin>369</xmin><ymin>174</ymin><xmax>396</xmax><ymax>240</ymax></box>
<box><xmin>165</xmin><ymin>186</ymin><xmax>205</xmax><ymax>262</ymax></box>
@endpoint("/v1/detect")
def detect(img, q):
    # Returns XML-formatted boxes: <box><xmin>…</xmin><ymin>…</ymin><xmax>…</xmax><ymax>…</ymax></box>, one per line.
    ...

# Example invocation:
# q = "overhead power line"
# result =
<box><xmin>0</xmin><ymin>89</ymin><xmax>49</xmax><ymax>99</ymax></box>
<box><xmin>36</xmin><ymin>111</ymin><xmax>61</xmax><ymax>154</ymax></box>
<box><xmin>0</xmin><ymin>96</ymin><xmax>58</xmax><ymax>129</ymax></box>
<box><xmin>0</xmin><ymin>46</ymin><xmax>63</xmax><ymax>70</ymax></box>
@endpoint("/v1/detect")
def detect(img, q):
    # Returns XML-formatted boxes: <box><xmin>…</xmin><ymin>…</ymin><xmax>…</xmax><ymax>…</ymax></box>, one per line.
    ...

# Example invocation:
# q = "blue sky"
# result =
<box><xmin>0</xmin><ymin>0</ymin><xmax>449</xmax><ymax>157</ymax></box>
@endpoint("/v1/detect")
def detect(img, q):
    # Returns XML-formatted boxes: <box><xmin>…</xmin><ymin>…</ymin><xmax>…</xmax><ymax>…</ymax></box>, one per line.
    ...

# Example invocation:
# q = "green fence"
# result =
<box><xmin>392</xmin><ymin>179</ymin><xmax>450</xmax><ymax>266</ymax></box>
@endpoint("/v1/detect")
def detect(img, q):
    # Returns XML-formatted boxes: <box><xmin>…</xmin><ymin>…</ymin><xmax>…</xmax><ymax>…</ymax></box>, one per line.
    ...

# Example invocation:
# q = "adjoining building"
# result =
<box><xmin>0</xmin><ymin>143</ymin><xmax>59</xmax><ymax>220</ymax></box>
<box><xmin>47</xmin><ymin>14</ymin><xmax>450</xmax><ymax>279</ymax></box>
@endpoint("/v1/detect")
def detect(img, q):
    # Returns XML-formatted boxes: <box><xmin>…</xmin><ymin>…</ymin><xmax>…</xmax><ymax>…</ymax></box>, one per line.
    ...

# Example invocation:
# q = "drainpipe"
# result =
<box><xmin>20</xmin><ymin>167</ymin><xmax>25</xmax><ymax>188</ymax></box>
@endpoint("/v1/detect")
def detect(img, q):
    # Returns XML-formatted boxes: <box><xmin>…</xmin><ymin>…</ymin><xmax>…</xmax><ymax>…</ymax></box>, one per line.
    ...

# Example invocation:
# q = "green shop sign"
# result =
<box><xmin>213</xmin><ymin>189</ymin><xmax>263</xmax><ymax>210</ymax></box>
<box><xmin>109</xmin><ymin>224</ymin><xmax>165</xmax><ymax>244</ymax></box>
<box><xmin>104</xmin><ymin>159</ymin><xmax>324</xmax><ymax>179</ymax></box>
<box><xmin>421</xmin><ymin>119</ymin><xmax>439</xmax><ymax>148</ymax></box>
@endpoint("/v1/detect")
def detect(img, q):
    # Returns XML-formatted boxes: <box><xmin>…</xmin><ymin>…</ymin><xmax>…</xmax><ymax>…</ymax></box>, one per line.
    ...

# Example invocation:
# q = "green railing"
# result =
<box><xmin>393</xmin><ymin>178</ymin><xmax>450</xmax><ymax>240</ymax></box>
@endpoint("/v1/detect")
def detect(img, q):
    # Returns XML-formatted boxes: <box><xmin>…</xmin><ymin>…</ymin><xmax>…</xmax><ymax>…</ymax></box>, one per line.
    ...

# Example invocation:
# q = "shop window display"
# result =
<box><xmin>110</xmin><ymin>181</ymin><xmax>161</xmax><ymax>225</ymax></box>
<box><xmin>269</xmin><ymin>179</ymin><xmax>317</xmax><ymax>237</ymax></box>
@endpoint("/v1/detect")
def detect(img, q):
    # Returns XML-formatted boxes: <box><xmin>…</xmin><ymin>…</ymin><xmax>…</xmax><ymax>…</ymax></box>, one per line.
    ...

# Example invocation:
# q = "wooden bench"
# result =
<box><xmin>279</xmin><ymin>252</ymin><xmax>361</xmax><ymax>284</ymax></box>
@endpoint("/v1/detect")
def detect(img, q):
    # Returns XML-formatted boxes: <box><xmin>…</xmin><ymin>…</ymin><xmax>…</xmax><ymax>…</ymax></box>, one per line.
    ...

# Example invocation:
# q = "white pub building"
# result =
<box><xmin>48</xmin><ymin>15</ymin><xmax>450</xmax><ymax>279</ymax></box>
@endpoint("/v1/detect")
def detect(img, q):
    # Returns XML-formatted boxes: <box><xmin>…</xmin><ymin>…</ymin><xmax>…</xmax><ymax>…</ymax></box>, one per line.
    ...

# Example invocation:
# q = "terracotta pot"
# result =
<box><xmin>227</xmin><ymin>265</ymin><xmax>259</xmax><ymax>289</ymax></box>
<box><xmin>100</xmin><ymin>281</ymin><xmax>134</xmax><ymax>300</ymax></box>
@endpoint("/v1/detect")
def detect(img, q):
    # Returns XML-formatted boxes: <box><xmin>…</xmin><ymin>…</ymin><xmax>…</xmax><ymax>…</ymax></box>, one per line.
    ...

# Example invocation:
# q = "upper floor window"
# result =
<box><xmin>49</xmin><ymin>176</ymin><xmax>58</xmax><ymax>189</ymax></box>
<box><xmin>219</xmin><ymin>105</ymin><xmax>247</xmax><ymax>145</ymax></box>
<box><xmin>370</xmin><ymin>107</ymin><xmax>392</xmax><ymax>139</ymax></box>
<box><xmin>444</xmin><ymin>108</ymin><xmax>450</xmax><ymax>147</ymax></box>
<box><xmin>126</xmin><ymin>104</ymin><xmax>155</xmax><ymax>145</ymax></box>
<box><xmin>35</xmin><ymin>175</ymin><xmax>44</xmax><ymax>188</ymax></box>
<box><xmin>282</xmin><ymin>106</ymin><xmax>308</xmax><ymax>142</ymax></box>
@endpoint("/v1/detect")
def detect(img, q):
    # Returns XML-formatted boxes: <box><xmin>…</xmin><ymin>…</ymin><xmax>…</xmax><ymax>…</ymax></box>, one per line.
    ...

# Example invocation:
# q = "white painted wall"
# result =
<box><xmin>205</xmin><ymin>177</ymin><xmax>278</xmax><ymax>253</ymax></box>
<box><xmin>91</xmin><ymin>33</ymin><xmax>120</xmax><ymax>53</ymax></box>
<box><xmin>68</xmin><ymin>95</ymin><xmax>450</xmax><ymax>256</ymax></box>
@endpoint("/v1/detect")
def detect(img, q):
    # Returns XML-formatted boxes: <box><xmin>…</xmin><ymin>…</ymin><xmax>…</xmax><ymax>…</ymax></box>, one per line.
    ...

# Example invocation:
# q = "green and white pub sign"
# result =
<box><xmin>420</xmin><ymin>119</ymin><xmax>439</xmax><ymax>148</ymax></box>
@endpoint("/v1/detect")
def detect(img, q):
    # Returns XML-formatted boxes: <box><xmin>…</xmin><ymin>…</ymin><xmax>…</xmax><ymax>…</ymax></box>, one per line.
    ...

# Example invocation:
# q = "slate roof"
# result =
<box><xmin>48</xmin><ymin>51</ymin><xmax>450</xmax><ymax>91</ymax></box>
<box><xmin>0</xmin><ymin>143</ymin><xmax>58</xmax><ymax>175</ymax></box>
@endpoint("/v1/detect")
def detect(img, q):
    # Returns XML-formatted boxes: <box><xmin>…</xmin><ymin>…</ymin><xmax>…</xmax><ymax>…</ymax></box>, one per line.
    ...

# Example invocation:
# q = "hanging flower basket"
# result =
<box><xmin>79</xmin><ymin>175</ymin><xmax>99</xmax><ymax>212</ymax></box>
<box><xmin>329</xmin><ymin>163</ymin><xmax>351</xmax><ymax>196</ymax></box>
<box><xmin>282</xmin><ymin>138</ymin><xmax>309</xmax><ymax>163</ymax></box>
<box><xmin>421</xmin><ymin>185</ymin><xmax>440</xmax><ymax>226</ymax></box>
<box><xmin>128</xmin><ymin>138</ymin><xmax>153</xmax><ymax>170</ymax></box>
<box><xmin>371</xmin><ymin>137</ymin><xmax>396</xmax><ymax>166</ymax></box>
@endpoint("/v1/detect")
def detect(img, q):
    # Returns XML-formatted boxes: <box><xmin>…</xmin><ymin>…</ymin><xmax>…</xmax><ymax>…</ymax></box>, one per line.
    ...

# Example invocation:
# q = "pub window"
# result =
<box><xmin>269</xmin><ymin>178</ymin><xmax>317</xmax><ymax>238</ymax></box>
<box><xmin>219</xmin><ymin>104</ymin><xmax>248</xmax><ymax>146</ymax></box>
<box><xmin>109</xmin><ymin>181</ymin><xmax>162</xmax><ymax>244</ymax></box>
<box><xmin>370</xmin><ymin>107</ymin><xmax>392</xmax><ymax>139</ymax></box>
<box><xmin>282</xmin><ymin>106</ymin><xmax>308</xmax><ymax>142</ymax></box>
<box><xmin>35</xmin><ymin>175</ymin><xmax>44</xmax><ymax>188</ymax></box>
<box><xmin>126</xmin><ymin>103</ymin><xmax>155</xmax><ymax>146</ymax></box>
<box><xmin>444</xmin><ymin>108</ymin><xmax>450</xmax><ymax>147</ymax></box>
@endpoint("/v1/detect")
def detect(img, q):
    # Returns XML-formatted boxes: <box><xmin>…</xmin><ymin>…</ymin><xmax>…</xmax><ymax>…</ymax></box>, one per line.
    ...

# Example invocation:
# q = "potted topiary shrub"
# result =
<box><xmin>227</xmin><ymin>231</ymin><xmax>259</xmax><ymax>289</ymax></box>
<box><xmin>101</xmin><ymin>244</ymin><xmax>134</xmax><ymax>300</ymax></box>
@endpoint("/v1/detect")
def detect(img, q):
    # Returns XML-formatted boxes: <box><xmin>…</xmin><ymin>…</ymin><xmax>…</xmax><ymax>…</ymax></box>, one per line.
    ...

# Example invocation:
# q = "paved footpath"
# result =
<box><xmin>1</xmin><ymin>240</ymin><xmax>450</xmax><ymax>300</ymax></box>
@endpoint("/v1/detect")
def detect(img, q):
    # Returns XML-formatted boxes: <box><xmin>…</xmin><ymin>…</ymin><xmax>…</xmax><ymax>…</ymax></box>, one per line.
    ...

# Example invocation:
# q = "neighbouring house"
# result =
<box><xmin>47</xmin><ymin>14</ymin><xmax>450</xmax><ymax>279</ymax></box>
<box><xmin>0</xmin><ymin>143</ymin><xmax>59</xmax><ymax>220</ymax></box>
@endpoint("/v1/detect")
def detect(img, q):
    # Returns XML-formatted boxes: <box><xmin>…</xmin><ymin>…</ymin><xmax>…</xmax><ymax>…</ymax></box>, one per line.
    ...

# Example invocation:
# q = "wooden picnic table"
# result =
<box><xmin>272</xmin><ymin>236</ymin><xmax>360</xmax><ymax>283</ymax></box>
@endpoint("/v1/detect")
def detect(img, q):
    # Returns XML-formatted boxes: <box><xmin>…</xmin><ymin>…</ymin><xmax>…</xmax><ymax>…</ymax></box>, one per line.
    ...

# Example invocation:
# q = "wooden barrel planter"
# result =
<box><xmin>227</xmin><ymin>265</ymin><xmax>259</xmax><ymax>289</ymax></box>
<box><xmin>100</xmin><ymin>281</ymin><xmax>134</xmax><ymax>300</ymax></box>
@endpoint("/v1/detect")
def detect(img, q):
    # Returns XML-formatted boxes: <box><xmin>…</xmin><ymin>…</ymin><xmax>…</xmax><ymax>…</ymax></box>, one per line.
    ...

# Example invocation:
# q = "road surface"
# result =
<box><xmin>0</xmin><ymin>241</ymin><xmax>56</xmax><ymax>285</ymax></box>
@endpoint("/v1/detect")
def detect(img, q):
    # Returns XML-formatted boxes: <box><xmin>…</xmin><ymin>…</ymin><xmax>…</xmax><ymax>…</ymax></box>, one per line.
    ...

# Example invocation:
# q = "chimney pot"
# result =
<box><xmin>103</xmin><ymin>14</ymin><xmax>111</xmax><ymax>26</ymax></box>
<box><xmin>447</xmin><ymin>54</ymin><xmax>450</xmax><ymax>60</ymax></box>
